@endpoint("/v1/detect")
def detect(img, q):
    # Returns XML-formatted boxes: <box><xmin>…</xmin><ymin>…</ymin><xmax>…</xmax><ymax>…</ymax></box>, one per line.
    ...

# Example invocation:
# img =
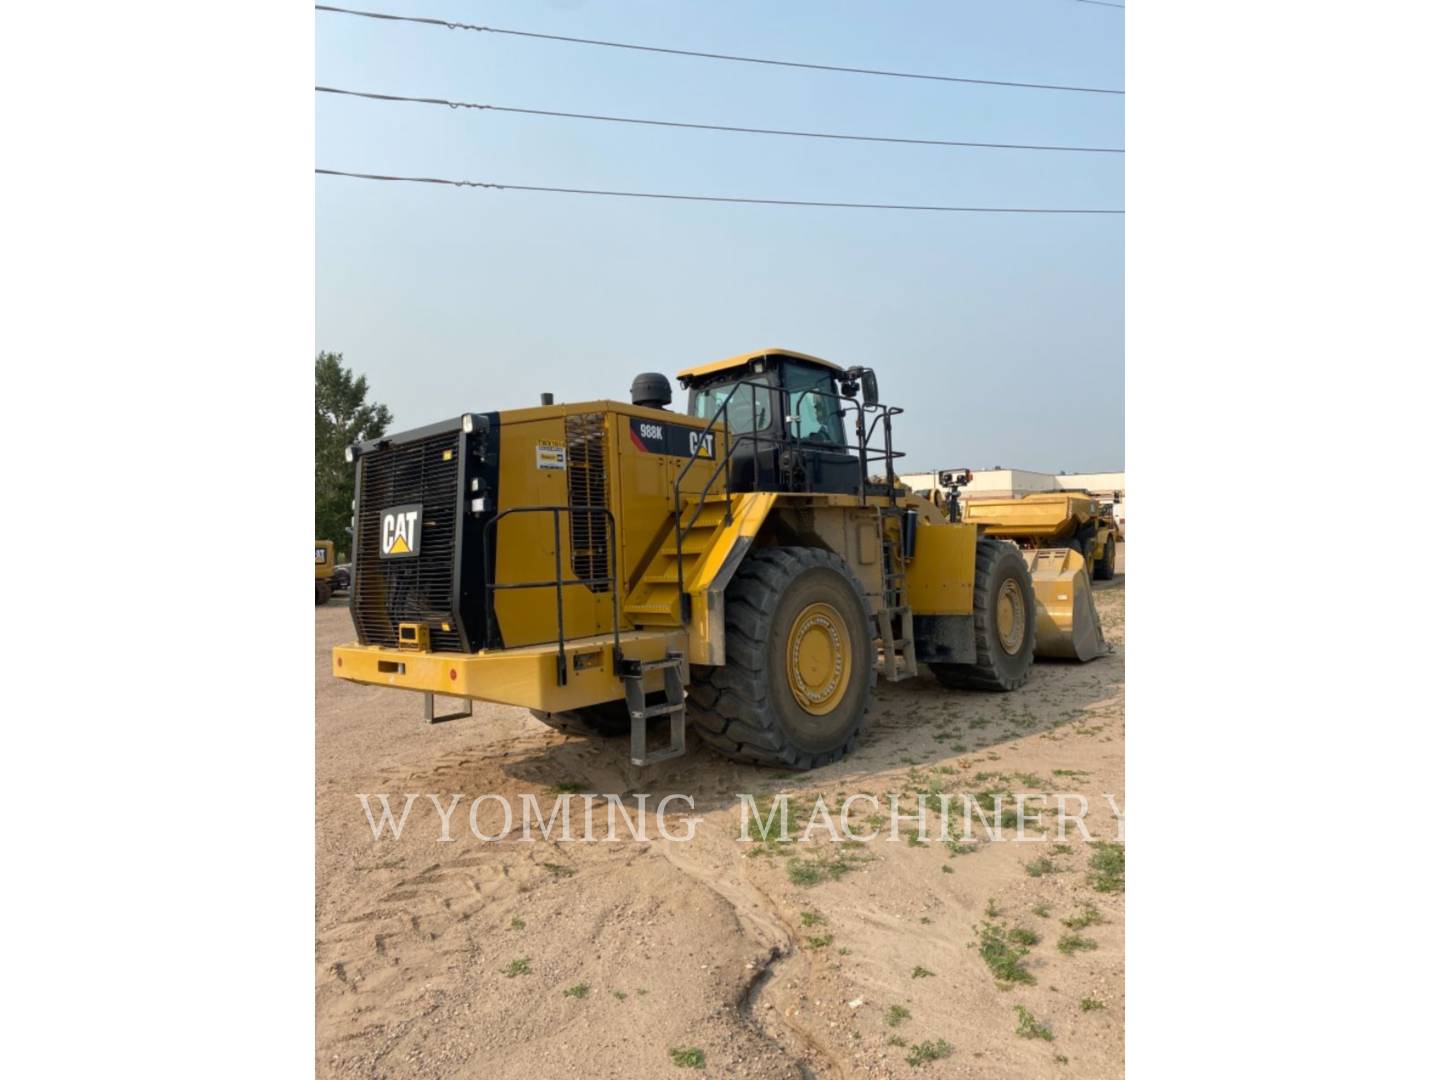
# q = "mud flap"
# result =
<box><xmin>1023</xmin><ymin>548</ymin><xmax>1107</xmax><ymax>662</ymax></box>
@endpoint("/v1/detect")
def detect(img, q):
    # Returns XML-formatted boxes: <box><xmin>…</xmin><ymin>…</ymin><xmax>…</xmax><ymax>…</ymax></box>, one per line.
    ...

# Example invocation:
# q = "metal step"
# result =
<box><xmin>622</xmin><ymin>651</ymin><xmax>687</xmax><ymax>766</ymax></box>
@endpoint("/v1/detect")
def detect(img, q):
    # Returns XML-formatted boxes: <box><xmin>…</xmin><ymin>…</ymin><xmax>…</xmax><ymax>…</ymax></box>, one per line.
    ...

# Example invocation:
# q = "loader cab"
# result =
<box><xmin>680</xmin><ymin>349</ymin><xmax>868</xmax><ymax>495</ymax></box>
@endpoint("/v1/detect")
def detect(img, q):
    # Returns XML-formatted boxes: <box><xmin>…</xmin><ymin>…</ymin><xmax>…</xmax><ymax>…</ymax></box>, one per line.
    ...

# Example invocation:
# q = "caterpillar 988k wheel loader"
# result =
<box><xmin>331</xmin><ymin>348</ymin><xmax>1105</xmax><ymax>769</ymax></box>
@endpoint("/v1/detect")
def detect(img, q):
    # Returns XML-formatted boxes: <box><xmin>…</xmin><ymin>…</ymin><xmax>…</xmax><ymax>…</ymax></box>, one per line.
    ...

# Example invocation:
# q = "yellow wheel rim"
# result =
<box><xmin>785</xmin><ymin>601</ymin><xmax>853</xmax><ymax>715</ymax></box>
<box><xmin>996</xmin><ymin>579</ymin><xmax>1026</xmax><ymax>656</ymax></box>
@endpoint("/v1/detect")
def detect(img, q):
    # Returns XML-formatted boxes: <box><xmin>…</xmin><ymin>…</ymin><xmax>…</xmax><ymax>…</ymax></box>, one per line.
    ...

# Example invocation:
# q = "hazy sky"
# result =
<box><xmin>316</xmin><ymin>0</ymin><xmax>1123</xmax><ymax>473</ymax></box>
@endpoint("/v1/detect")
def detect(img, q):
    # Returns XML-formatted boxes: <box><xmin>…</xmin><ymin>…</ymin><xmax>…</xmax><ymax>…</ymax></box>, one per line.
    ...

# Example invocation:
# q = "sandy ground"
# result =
<box><xmin>317</xmin><ymin>549</ymin><xmax>1124</xmax><ymax>1078</ymax></box>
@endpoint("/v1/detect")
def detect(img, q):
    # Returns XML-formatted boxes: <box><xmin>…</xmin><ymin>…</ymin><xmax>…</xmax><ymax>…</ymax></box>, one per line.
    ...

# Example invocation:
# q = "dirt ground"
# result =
<box><xmin>316</xmin><ymin>550</ymin><xmax>1124</xmax><ymax>1079</ymax></box>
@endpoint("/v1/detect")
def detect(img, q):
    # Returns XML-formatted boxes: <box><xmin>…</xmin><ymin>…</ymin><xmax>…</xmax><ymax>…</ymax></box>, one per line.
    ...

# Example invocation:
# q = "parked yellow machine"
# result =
<box><xmin>315</xmin><ymin>540</ymin><xmax>336</xmax><ymax>605</ymax></box>
<box><xmin>331</xmin><ymin>349</ymin><xmax>1105</xmax><ymax>768</ymax></box>
<box><xmin>962</xmin><ymin>491</ymin><xmax>1119</xmax><ymax>581</ymax></box>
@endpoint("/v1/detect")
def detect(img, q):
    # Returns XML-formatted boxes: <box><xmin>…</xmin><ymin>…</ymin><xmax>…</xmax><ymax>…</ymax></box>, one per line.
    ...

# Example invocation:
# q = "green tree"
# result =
<box><xmin>316</xmin><ymin>352</ymin><xmax>392</xmax><ymax>554</ymax></box>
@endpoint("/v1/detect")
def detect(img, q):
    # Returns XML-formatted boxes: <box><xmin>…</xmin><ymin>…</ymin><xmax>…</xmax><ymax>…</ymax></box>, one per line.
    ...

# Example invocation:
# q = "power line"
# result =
<box><xmin>315</xmin><ymin>86</ymin><xmax>1123</xmax><ymax>154</ymax></box>
<box><xmin>315</xmin><ymin>4</ymin><xmax>1123</xmax><ymax>96</ymax></box>
<box><xmin>1073</xmin><ymin>1</ymin><xmax>1124</xmax><ymax>9</ymax></box>
<box><xmin>315</xmin><ymin>168</ymin><xmax>1123</xmax><ymax>214</ymax></box>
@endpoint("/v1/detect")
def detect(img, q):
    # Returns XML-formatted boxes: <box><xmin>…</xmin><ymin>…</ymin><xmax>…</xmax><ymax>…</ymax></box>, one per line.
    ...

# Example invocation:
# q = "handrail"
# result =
<box><xmin>668</xmin><ymin>373</ymin><xmax>908</xmax><ymax>622</ymax></box>
<box><xmin>481</xmin><ymin>504</ymin><xmax>622</xmax><ymax>685</ymax></box>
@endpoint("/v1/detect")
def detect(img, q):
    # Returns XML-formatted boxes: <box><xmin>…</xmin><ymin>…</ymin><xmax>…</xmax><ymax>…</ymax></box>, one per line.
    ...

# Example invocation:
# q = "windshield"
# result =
<box><xmin>690</xmin><ymin>376</ymin><xmax>773</xmax><ymax>434</ymax></box>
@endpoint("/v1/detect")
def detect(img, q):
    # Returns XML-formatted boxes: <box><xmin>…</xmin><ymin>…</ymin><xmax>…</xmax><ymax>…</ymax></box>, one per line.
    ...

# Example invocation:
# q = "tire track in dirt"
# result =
<box><xmin>658</xmin><ymin>832</ymin><xmax>848</xmax><ymax>1080</ymax></box>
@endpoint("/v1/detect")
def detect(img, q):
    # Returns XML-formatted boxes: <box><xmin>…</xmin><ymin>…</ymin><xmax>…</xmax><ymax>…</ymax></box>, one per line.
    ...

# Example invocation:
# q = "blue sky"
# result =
<box><xmin>316</xmin><ymin>0</ymin><xmax>1123</xmax><ymax>472</ymax></box>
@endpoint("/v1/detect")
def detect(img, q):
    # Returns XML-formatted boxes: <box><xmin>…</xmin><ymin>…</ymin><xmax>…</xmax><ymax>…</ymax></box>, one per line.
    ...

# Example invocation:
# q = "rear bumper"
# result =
<box><xmin>332</xmin><ymin>629</ymin><xmax>687</xmax><ymax>713</ymax></box>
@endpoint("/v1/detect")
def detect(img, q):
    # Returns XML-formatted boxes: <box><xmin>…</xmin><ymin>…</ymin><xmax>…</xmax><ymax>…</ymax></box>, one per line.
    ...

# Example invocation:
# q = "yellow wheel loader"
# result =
<box><xmin>331</xmin><ymin>349</ymin><xmax>1104</xmax><ymax>768</ymax></box>
<box><xmin>315</xmin><ymin>540</ymin><xmax>336</xmax><ymax>605</ymax></box>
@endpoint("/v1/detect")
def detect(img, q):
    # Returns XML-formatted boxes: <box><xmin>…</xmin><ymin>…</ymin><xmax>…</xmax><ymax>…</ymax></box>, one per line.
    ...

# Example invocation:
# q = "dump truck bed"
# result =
<box><xmin>960</xmin><ymin>491</ymin><xmax>1099</xmax><ymax>543</ymax></box>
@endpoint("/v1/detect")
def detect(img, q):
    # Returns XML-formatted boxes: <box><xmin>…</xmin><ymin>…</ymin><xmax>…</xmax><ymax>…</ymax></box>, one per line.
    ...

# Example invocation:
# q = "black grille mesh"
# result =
<box><xmin>566</xmin><ymin>412</ymin><xmax>610</xmax><ymax>591</ymax></box>
<box><xmin>352</xmin><ymin>431</ymin><xmax>464</xmax><ymax>652</ymax></box>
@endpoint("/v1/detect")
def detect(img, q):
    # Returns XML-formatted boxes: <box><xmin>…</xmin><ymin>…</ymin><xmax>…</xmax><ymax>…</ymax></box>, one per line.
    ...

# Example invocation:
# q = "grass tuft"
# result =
<box><xmin>1061</xmin><ymin>904</ymin><xmax>1102</xmax><ymax>930</ymax></box>
<box><xmin>1014</xmin><ymin>1005</ymin><xmax>1054</xmax><ymax>1041</ymax></box>
<box><xmin>669</xmin><ymin>1046</ymin><xmax>705</xmax><ymax>1069</ymax></box>
<box><xmin>1057</xmin><ymin>933</ymin><xmax>1099</xmax><ymax>956</ymax></box>
<box><xmin>885</xmin><ymin>1004</ymin><xmax>911</xmax><ymax>1027</ymax></box>
<box><xmin>1087</xmin><ymin>842</ymin><xmax>1125</xmax><ymax>893</ymax></box>
<box><xmin>501</xmin><ymin>957</ymin><xmax>530</xmax><ymax>978</ymax></box>
<box><xmin>1080</xmin><ymin>997</ymin><xmax>1105</xmax><ymax>1012</ymax></box>
<box><xmin>976</xmin><ymin>923</ymin><xmax>1036</xmax><ymax>985</ymax></box>
<box><xmin>905</xmin><ymin>1039</ymin><xmax>954</xmax><ymax>1067</ymax></box>
<box><xmin>1007</xmin><ymin>926</ymin><xmax>1040</xmax><ymax>947</ymax></box>
<box><xmin>911</xmin><ymin>965</ymin><xmax>935</xmax><ymax>979</ymax></box>
<box><xmin>562</xmin><ymin>983</ymin><xmax>589</xmax><ymax>999</ymax></box>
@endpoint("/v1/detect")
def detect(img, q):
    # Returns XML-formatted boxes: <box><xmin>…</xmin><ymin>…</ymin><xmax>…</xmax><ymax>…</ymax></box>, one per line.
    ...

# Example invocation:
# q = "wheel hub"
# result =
<box><xmin>785</xmin><ymin>601</ymin><xmax>853</xmax><ymax>715</ymax></box>
<box><xmin>996</xmin><ymin>578</ymin><xmax>1027</xmax><ymax>655</ymax></box>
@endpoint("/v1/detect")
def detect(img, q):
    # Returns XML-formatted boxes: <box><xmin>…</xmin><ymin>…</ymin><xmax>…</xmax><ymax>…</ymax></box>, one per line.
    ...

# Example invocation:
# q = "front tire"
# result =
<box><xmin>930</xmin><ymin>538</ymin><xmax>1035</xmax><ymax>691</ymax></box>
<box><xmin>689</xmin><ymin>547</ymin><xmax>875</xmax><ymax>770</ymax></box>
<box><xmin>315</xmin><ymin>580</ymin><xmax>332</xmax><ymax>606</ymax></box>
<box><xmin>1092</xmin><ymin>534</ymin><xmax>1117</xmax><ymax>581</ymax></box>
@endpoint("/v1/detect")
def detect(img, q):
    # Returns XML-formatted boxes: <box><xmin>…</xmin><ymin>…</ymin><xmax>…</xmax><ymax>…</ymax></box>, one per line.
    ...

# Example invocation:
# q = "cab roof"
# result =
<box><xmin>675</xmin><ymin>347</ymin><xmax>843</xmax><ymax>383</ymax></box>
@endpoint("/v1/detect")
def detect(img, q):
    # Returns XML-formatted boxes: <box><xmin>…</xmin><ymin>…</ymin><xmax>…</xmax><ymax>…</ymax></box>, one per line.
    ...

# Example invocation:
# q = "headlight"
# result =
<box><xmin>462</xmin><ymin>413</ymin><xmax>475</xmax><ymax>434</ymax></box>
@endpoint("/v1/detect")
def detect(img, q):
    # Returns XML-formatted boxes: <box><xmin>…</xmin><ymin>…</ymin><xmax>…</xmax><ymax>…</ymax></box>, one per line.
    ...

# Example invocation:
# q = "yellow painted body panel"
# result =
<box><xmin>685</xmin><ymin>491</ymin><xmax>777</xmax><ymax>664</ymax></box>
<box><xmin>906</xmin><ymin>519</ymin><xmax>978</xmax><ymax>616</ymax></box>
<box><xmin>333</xmin><ymin>629</ymin><xmax>688</xmax><ymax>711</ymax></box>
<box><xmin>676</xmin><ymin>347</ymin><xmax>842</xmax><ymax>381</ymax></box>
<box><xmin>487</xmin><ymin>400</ymin><xmax>725</xmax><ymax>649</ymax></box>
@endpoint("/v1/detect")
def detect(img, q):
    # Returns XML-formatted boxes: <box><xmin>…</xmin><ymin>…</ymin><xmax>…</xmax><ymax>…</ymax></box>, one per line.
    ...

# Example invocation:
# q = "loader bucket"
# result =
<box><xmin>1022</xmin><ymin>548</ymin><xmax>1107</xmax><ymax>662</ymax></box>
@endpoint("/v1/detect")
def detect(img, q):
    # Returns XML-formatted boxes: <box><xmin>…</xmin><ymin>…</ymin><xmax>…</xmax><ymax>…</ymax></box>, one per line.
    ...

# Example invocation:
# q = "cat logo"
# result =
<box><xmin>380</xmin><ymin>503</ymin><xmax>423</xmax><ymax>559</ymax></box>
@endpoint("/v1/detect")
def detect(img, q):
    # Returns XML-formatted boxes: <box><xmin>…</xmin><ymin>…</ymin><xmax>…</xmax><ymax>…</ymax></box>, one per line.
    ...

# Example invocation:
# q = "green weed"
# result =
<box><xmin>905</xmin><ymin>1039</ymin><xmax>954</xmax><ymax>1066</ymax></box>
<box><xmin>1014</xmin><ymin>1005</ymin><xmax>1054</xmax><ymax>1041</ymax></box>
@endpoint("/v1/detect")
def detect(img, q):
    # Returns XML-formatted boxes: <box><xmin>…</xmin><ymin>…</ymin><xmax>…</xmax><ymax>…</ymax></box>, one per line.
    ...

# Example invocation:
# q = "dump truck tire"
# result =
<box><xmin>529</xmin><ymin>702</ymin><xmax>631</xmax><ymax>739</ymax></box>
<box><xmin>1092</xmin><ymin>535</ymin><xmax>1117</xmax><ymax>581</ymax></box>
<box><xmin>688</xmin><ymin>547</ymin><xmax>875</xmax><ymax>770</ymax></box>
<box><xmin>315</xmin><ymin>580</ymin><xmax>331</xmax><ymax>606</ymax></box>
<box><xmin>930</xmin><ymin>538</ymin><xmax>1035</xmax><ymax>691</ymax></box>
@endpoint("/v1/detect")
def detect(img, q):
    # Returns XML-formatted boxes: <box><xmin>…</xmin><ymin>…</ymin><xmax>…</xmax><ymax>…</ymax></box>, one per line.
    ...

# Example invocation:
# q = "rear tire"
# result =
<box><xmin>688</xmin><ymin>547</ymin><xmax>875</xmax><ymax>770</ymax></box>
<box><xmin>1092</xmin><ymin>535</ymin><xmax>1117</xmax><ymax>581</ymax></box>
<box><xmin>529</xmin><ymin>701</ymin><xmax>631</xmax><ymax>738</ymax></box>
<box><xmin>315</xmin><ymin>580</ymin><xmax>331</xmax><ymax>606</ymax></box>
<box><xmin>929</xmin><ymin>538</ymin><xmax>1035</xmax><ymax>691</ymax></box>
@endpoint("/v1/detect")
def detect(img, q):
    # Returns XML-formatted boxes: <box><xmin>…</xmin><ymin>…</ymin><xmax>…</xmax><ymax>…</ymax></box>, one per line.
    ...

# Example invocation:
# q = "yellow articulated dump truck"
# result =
<box><xmin>331</xmin><ymin>348</ymin><xmax>1104</xmax><ymax>768</ymax></box>
<box><xmin>961</xmin><ymin>491</ymin><xmax>1119</xmax><ymax>581</ymax></box>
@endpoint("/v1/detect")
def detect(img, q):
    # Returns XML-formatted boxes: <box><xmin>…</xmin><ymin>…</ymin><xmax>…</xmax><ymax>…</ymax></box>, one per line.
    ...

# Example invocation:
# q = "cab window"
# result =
<box><xmin>785</xmin><ymin>366</ymin><xmax>846</xmax><ymax>446</ymax></box>
<box><xmin>690</xmin><ymin>376</ymin><xmax>773</xmax><ymax>434</ymax></box>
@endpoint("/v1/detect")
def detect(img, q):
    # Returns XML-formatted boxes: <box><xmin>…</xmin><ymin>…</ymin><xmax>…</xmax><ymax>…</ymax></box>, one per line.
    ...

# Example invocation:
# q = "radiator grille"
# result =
<box><xmin>352</xmin><ymin>431</ymin><xmax>464</xmax><ymax>652</ymax></box>
<box><xmin>566</xmin><ymin>412</ymin><xmax>610</xmax><ymax>591</ymax></box>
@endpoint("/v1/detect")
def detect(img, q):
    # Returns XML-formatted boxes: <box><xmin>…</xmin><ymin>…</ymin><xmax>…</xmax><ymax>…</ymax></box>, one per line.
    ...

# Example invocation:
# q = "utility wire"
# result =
<box><xmin>315</xmin><ymin>4</ymin><xmax>1123</xmax><ymax>96</ymax></box>
<box><xmin>1073</xmin><ymin>1</ymin><xmax>1124</xmax><ymax>9</ymax></box>
<box><xmin>315</xmin><ymin>168</ymin><xmax>1123</xmax><ymax>214</ymax></box>
<box><xmin>316</xmin><ymin>86</ymin><xmax>1123</xmax><ymax>154</ymax></box>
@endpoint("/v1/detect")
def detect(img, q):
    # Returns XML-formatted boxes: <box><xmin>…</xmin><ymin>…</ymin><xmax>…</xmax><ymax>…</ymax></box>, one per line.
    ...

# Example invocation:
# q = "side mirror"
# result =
<box><xmin>860</xmin><ymin>369</ymin><xmax>879</xmax><ymax>406</ymax></box>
